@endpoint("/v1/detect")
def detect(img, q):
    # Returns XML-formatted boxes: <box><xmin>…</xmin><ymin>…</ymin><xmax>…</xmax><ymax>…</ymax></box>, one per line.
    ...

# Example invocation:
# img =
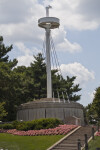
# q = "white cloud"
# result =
<box><xmin>77</xmin><ymin>0</ymin><xmax>100</xmax><ymax>20</ymax></box>
<box><xmin>15</xmin><ymin>42</ymin><xmax>40</xmax><ymax>66</ymax></box>
<box><xmin>81</xmin><ymin>90</ymin><xmax>96</xmax><ymax>106</ymax></box>
<box><xmin>0</xmin><ymin>0</ymin><xmax>100</xmax><ymax>61</ymax></box>
<box><xmin>88</xmin><ymin>90</ymin><xmax>96</xmax><ymax>101</ymax></box>
<box><xmin>0</xmin><ymin>0</ymin><xmax>44</xmax><ymax>45</ymax></box>
<box><xmin>0</xmin><ymin>0</ymin><xmax>95</xmax><ymax>55</ymax></box>
<box><xmin>17</xmin><ymin>55</ymin><xmax>34</xmax><ymax>67</ymax></box>
<box><xmin>60</xmin><ymin>62</ymin><xmax>95</xmax><ymax>86</ymax></box>
<box><xmin>0</xmin><ymin>0</ymin><xmax>100</xmax><ymax>44</ymax></box>
<box><xmin>0</xmin><ymin>0</ymin><xmax>44</xmax><ymax>24</ymax></box>
<box><xmin>50</xmin><ymin>0</ymin><xmax>100</xmax><ymax>30</ymax></box>
<box><xmin>57</xmin><ymin>38</ymin><xmax>81</xmax><ymax>53</ymax></box>
<box><xmin>15</xmin><ymin>42</ymin><xmax>31</xmax><ymax>55</ymax></box>
<box><xmin>0</xmin><ymin>21</ymin><xmax>44</xmax><ymax>45</ymax></box>
<box><xmin>52</xmin><ymin>28</ymin><xmax>82</xmax><ymax>53</ymax></box>
<box><xmin>43</xmin><ymin>0</ymin><xmax>51</xmax><ymax>7</ymax></box>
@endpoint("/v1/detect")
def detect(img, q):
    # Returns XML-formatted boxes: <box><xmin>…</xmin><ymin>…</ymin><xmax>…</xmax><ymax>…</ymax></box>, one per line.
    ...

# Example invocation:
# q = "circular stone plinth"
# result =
<box><xmin>38</xmin><ymin>17</ymin><xmax>60</xmax><ymax>29</ymax></box>
<box><xmin>17</xmin><ymin>99</ymin><xmax>84</xmax><ymax>125</ymax></box>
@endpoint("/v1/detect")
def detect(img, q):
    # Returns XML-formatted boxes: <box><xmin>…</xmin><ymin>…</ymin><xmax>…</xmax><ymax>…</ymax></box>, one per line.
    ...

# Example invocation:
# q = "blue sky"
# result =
<box><xmin>0</xmin><ymin>0</ymin><xmax>100</xmax><ymax>106</ymax></box>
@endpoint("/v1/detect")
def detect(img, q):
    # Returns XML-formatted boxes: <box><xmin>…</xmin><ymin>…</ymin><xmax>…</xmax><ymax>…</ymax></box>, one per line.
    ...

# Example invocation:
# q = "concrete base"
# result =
<box><xmin>17</xmin><ymin>99</ymin><xmax>84</xmax><ymax>125</ymax></box>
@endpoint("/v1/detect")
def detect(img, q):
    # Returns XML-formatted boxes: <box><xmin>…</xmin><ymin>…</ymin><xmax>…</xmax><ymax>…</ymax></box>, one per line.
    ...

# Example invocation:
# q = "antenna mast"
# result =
<box><xmin>38</xmin><ymin>6</ymin><xmax>60</xmax><ymax>98</ymax></box>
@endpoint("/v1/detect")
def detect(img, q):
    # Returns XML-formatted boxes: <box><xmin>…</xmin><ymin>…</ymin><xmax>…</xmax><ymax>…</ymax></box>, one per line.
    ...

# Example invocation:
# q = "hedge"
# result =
<box><xmin>0</xmin><ymin>118</ymin><xmax>62</xmax><ymax>131</ymax></box>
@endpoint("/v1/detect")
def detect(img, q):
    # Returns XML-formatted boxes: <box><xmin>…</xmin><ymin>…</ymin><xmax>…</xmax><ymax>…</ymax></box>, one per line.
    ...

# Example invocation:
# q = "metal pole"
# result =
<box><xmin>57</xmin><ymin>91</ymin><xmax>60</xmax><ymax>102</ymax></box>
<box><xmin>62</xmin><ymin>92</ymin><xmax>65</xmax><ymax>103</ymax></box>
<box><xmin>92</xmin><ymin>127</ymin><xmax>94</xmax><ymax>140</ymax></box>
<box><xmin>97</xmin><ymin>122</ymin><xmax>99</xmax><ymax>132</ymax></box>
<box><xmin>77</xmin><ymin>139</ymin><xmax>81</xmax><ymax>150</ymax></box>
<box><xmin>53</xmin><ymin>92</ymin><xmax>55</xmax><ymax>102</ymax></box>
<box><xmin>46</xmin><ymin>28</ymin><xmax>52</xmax><ymax>98</ymax></box>
<box><xmin>84</xmin><ymin>134</ymin><xmax>88</xmax><ymax>150</ymax></box>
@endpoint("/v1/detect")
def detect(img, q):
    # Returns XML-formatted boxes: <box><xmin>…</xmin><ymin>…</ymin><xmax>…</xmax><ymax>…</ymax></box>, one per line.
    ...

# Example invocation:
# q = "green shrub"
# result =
<box><xmin>15</xmin><ymin>118</ymin><xmax>62</xmax><ymax>131</ymax></box>
<box><xmin>34</xmin><ymin>124</ymin><xmax>43</xmax><ymax>130</ymax></box>
<box><xmin>36</xmin><ymin>118</ymin><xmax>62</xmax><ymax>129</ymax></box>
<box><xmin>12</xmin><ymin>120</ymin><xmax>19</xmax><ymax>129</ymax></box>
<box><xmin>46</xmin><ymin>124</ymin><xmax>54</xmax><ymax>129</ymax></box>
<box><xmin>16</xmin><ymin>122</ymin><xmax>28</xmax><ymax>131</ymax></box>
<box><xmin>26</xmin><ymin>120</ymin><xmax>37</xmax><ymax>130</ymax></box>
<box><xmin>1</xmin><ymin>124</ymin><xmax>14</xmax><ymax>129</ymax></box>
<box><xmin>0</xmin><ymin>124</ymin><xmax>3</xmax><ymax>129</ymax></box>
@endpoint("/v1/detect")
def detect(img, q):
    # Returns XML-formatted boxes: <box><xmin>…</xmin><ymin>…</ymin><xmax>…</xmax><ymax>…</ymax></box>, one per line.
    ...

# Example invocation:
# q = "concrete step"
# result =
<box><xmin>61</xmin><ymin>140</ymin><xmax>84</xmax><ymax>144</ymax></box>
<box><xmin>70</xmin><ymin>136</ymin><xmax>89</xmax><ymax>139</ymax></box>
<box><xmin>49</xmin><ymin>126</ymin><xmax>97</xmax><ymax>150</ymax></box>
<box><xmin>52</xmin><ymin>148</ymin><xmax>77</xmax><ymax>150</ymax></box>
<box><xmin>59</xmin><ymin>143</ymin><xmax>77</xmax><ymax>146</ymax></box>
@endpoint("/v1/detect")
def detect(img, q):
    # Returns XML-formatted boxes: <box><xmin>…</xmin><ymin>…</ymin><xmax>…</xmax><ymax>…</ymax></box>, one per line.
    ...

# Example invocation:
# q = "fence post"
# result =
<box><xmin>97</xmin><ymin>123</ymin><xmax>99</xmax><ymax>132</ymax></box>
<box><xmin>92</xmin><ymin>127</ymin><xmax>94</xmax><ymax>140</ymax></box>
<box><xmin>84</xmin><ymin>134</ymin><xmax>88</xmax><ymax>150</ymax></box>
<box><xmin>77</xmin><ymin>139</ymin><xmax>81</xmax><ymax>150</ymax></box>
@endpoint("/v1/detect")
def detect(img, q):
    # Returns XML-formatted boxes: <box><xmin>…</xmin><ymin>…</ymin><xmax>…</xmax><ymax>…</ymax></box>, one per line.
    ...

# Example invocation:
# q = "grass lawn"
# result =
<box><xmin>88</xmin><ymin>136</ymin><xmax>100</xmax><ymax>150</ymax></box>
<box><xmin>0</xmin><ymin>133</ymin><xmax>64</xmax><ymax>150</ymax></box>
<box><xmin>83</xmin><ymin>136</ymin><xmax>100</xmax><ymax>150</ymax></box>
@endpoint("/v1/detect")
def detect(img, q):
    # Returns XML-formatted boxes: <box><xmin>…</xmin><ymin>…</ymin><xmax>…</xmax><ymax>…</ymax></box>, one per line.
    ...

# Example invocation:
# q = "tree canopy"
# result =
<box><xmin>0</xmin><ymin>36</ymin><xmax>18</xmax><ymax>120</ymax></box>
<box><xmin>0</xmin><ymin>102</ymin><xmax>8</xmax><ymax>121</ymax></box>
<box><xmin>85</xmin><ymin>87</ymin><xmax>100</xmax><ymax>124</ymax></box>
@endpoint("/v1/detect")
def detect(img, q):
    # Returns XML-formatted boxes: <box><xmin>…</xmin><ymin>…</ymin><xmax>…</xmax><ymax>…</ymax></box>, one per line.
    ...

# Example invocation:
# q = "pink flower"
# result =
<box><xmin>96</xmin><ymin>131</ymin><xmax>100</xmax><ymax>136</ymax></box>
<box><xmin>5</xmin><ymin>124</ymin><xmax>78</xmax><ymax>136</ymax></box>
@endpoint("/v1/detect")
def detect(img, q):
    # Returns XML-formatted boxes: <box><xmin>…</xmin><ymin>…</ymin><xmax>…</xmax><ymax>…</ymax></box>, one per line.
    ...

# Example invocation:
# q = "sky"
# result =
<box><xmin>0</xmin><ymin>0</ymin><xmax>100</xmax><ymax>106</ymax></box>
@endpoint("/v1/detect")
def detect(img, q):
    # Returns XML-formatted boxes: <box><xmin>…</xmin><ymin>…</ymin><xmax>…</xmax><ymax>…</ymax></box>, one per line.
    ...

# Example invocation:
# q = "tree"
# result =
<box><xmin>52</xmin><ymin>75</ymin><xmax>81</xmax><ymax>102</ymax></box>
<box><xmin>52</xmin><ymin>69</ymin><xmax>61</xmax><ymax>98</ymax></box>
<box><xmin>0</xmin><ymin>36</ymin><xmax>18</xmax><ymax>121</ymax></box>
<box><xmin>85</xmin><ymin>87</ymin><xmax>100</xmax><ymax>124</ymax></box>
<box><xmin>63</xmin><ymin>76</ymin><xmax>81</xmax><ymax>101</ymax></box>
<box><xmin>29</xmin><ymin>53</ymin><xmax>81</xmax><ymax>101</ymax></box>
<box><xmin>13</xmin><ymin>66</ymin><xmax>35</xmax><ymax>104</ymax></box>
<box><xmin>84</xmin><ymin>104</ymin><xmax>96</xmax><ymax>124</ymax></box>
<box><xmin>0</xmin><ymin>36</ymin><xmax>12</xmax><ymax>62</ymax></box>
<box><xmin>0</xmin><ymin>102</ymin><xmax>8</xmax><ymax>121</ymax></box>
<box><xmin>0</xmin><ymin>36</ymin><xmax>17</xmax><ymax>67</ymax></box>
<box><xmin>0</xmin><ymin>62</ymin><xmax>20</xmax><ymax>120</ymax></box>
<box><xmin>30</xmin><ymin>53</ymin><xmax>46</xmax><ymax>99</ymax></box>
<box><xmin>91</xmin><ymin>87</ymin><xmax>100</xmax><ymax>123</ymax></box>
<box><xmin>13</xmin><ymin>53</ymin><xmax>46</xmax><ymax>102</ymax></box>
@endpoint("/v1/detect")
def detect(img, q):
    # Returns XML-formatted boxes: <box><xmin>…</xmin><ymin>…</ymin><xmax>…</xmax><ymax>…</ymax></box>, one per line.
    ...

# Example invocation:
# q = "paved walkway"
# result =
<box><xmin>48</xmin><ymin>126</ymin><xmax>97</xmax><ymax>150</ymax></box>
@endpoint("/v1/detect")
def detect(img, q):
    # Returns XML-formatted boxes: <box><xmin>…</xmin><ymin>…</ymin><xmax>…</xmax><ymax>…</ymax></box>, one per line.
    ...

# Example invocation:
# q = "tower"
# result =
<box><xmin>38</xmin><ymin>6</ymin><xmax>60</xmax><ymax>98</ymax></box>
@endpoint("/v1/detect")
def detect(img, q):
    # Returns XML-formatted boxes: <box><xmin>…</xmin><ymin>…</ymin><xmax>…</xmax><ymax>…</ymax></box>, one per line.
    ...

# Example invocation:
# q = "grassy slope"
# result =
<box><xmin>88</xmin><ymin>136</ymin><xmax>100</xmax><ymax>150</ymax></box>
<box><xmin>0</xmin><ymin>133</ymin><xmax>64</xmax><ymax>150</ymax></box>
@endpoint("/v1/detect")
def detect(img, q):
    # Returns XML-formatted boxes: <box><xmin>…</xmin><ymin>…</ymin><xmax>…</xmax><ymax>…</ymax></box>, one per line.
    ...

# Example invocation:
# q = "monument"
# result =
<box><xmin>17</xmin><ymin>6</ymin><xmax>84</xmax><ymax>125</ymax></box>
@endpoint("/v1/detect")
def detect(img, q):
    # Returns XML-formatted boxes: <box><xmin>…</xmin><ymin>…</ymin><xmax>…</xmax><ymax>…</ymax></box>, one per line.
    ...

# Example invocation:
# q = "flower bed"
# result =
<box><xmin>0</xmin><ymin>129</ymin><xmax>7</xmax><ymax>133</ymax></box>
<box><xmin>96</xmin><ymin>130</ymin><xmax>100</xmax><ymax>136</ymax></box>
<box><xmin>5</xmin><ymin>124</ymin><xmax>77</xmax><ymax>136</ymax></box>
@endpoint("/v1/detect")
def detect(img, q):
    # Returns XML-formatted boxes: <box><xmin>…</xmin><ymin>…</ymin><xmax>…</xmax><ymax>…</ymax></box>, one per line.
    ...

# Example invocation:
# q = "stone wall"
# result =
<box><xmin>17</xmin><ymin>101</ymin><xmax>84</xmax><ymax>125</ymax></box>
